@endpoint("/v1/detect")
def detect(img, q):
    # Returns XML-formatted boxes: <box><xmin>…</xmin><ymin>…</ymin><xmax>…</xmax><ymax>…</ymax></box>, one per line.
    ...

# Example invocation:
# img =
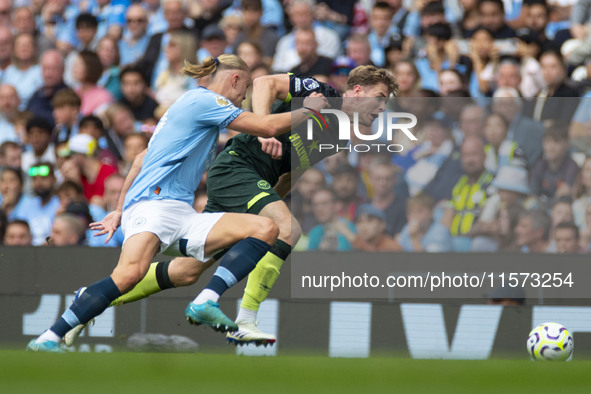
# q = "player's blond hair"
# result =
<box><xmin>182</xmin><ymin>54</ymin><xmax>249</xmax><ymax>80</ymax></box>
<box><xmin>347</xmin><ymin>65</ymin><xmax>399</xmax><ymax>97</ymax></box>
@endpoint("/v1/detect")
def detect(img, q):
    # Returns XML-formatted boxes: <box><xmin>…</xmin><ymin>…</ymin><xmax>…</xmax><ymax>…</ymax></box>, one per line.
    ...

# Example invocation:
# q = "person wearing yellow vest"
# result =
<box><xmin>443</xmin><ymin>136</ymin><xmax>494</xmax><ymax>251</ymax></box>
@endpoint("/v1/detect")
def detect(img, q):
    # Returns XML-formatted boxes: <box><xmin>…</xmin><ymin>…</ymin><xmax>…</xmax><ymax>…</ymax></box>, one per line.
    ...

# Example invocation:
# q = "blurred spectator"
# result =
<box><xmin>3</xmin><ymin>219</ymin><xmax>33</xmax><ymax>246</ymax></box>
<box><xmin>73</xmin><ymin>50</ymin><xmax>115</xmax><ymax>116</ymax></box>
<box><xmin>328</xmin><ymin>56</ymin><xmax>355</xmax><ymax>93</ymax></box>
<box><xmin>1</xmin><ymin>33</ymin><xmax>43</xmax><ymax>111</ymax></box>
<box><xmin>405</xmin><ymin>119</ymin><xmax>455</xmax><ymax>196</ymax></box>
<box><xmin>555</xmin><ymin>221</ymin><xmax>581</xmax><ymax>253</ymax></box>
<box><xmin>12</xmin><ymin>6</ymin><xmax>55</xmax><ymax>55</ymax></box>
<box><xmin>459</xmin><ymin>0</ymin><xmax>480</xmax><ymax>37</ymax></box>
<box><xmin>345</xmin><ymin>33</ymin><xmax>372</xmax><ymax>67</ymax></box>
<box><xmin>63</xmin><ymin>13</ymin><xmax>99</xmax><ymax>88</ymax></box>
<box><xmin>52</xmin><ymin>88</ymin><xmax>81</xmax><ymax>145</ymax></box>
<box><xmin>530</xmin><ymin>50</ymin><xmax>580</xmax><ymax>123</ymax></box>
<box><xmin>478</xmin><ymin>0</ymin><xmax>516</xmax><ymax>38</ymax></box>
<box><xmin>307</xmin><ymin>188</ymin><xmax>356</xmax><ymax>251</ymax></box>
<box><xmin>367</xmin><ymin>2</ymin><xmax>395</xmax><ymax>67</ymax></box>
<box><xmin>368</xmin><ymin>160</ymin><xmax>406</xmax><ymax>236</ymax></box>
<box><xmin>273</xmin><ymin>0</ymin><xmax>341</xmax><ymax>72</ymax></box>
<box><xmin>397</xmin><ymin>193</ymin><xmax>452</xmax><ymax>252</ymax></box>
<box><xmin>515</xmin><ymin>209</ymin><xmax>551</xmax><ymax>252</ymax></box>
<box><xmin>492</xmin><ymin>89</ymin><xmax>544</xmax><ymax>167</ymax></box>
<box><xmin>392</xmin><ymin>59</ymin><xmax>420</xmax><ymax>97</ymax></box>
<box><xmin>291</xmin><ymin>167</ymin><xmax>326</xmax><ymax>234</ymax></box>
<box><xmin>232</xmin><ymin>0</ymin><xmax>278</xmax><ymax>62</ymax></box>
<box><xmin>104</xmin><ymin>104</ymin><xmax>137</xmax><ymax>161</ymax></box>
<box><xmin>26</xmin><ymin>49</ymin><xmax>68</xmax><ymax>127</ymax></box>
<box><xmin>438</xmin><ymin>69</ymin><xmax>466</xmax><ymax>97</ymax></box>
<box><xmin>61</xmin><ymin>133</ymin><xmax>118</xmax><ymax>205</ymax></box>
<box><xmin>469</xmin><ymin>27</ymin><xmax>498</xmax><ymax>96</ymax></box>
<box><xmin>143</xmin><ymin>0</ymin><xmax>167</xmax><ymax>36</ymax></box>
<box><xmin>0</xmin><ymin>141</ymin><xmax>22</xmax><ymax>170</ymax></box>
<box><xmin>384</xmin><ymin>37</ymin><xmax>405</xmax><ymax>70</ymax></box>
<box><xmin>315</xmin><ymin>0</ymin><xmax>356</xmax><ymax>40</ymax></box>
<box><xmin>139</xmin><ymin>0</ymin><xmax>193</xmax><ymax>87</ymax></box>
<box><xmin>119</xmin><ymin>4</ymin><xmax>151</xmax><ymax>66</ymax></box>
<box><xmin>515</xmin><ymin>28</ymin><xmax>545</xmax><ymax>98</ymax></box>
<box><xmin>155</xmin><ymin>32</ymin><xmax>198</xmax><ymax>109</ymax></box>
<box><xmin>547</xmin><ymin>196</ymin><xmax>574</xmax><ymax>252</ymax></box>
<box><xmin>78</xmin><ymin>115</ymin><xmax>120</xmax><ymax>165</ymax></box>
<box><xmin>19</xmin><ymin>161</ymin><xmax>60</xmax><ymax>245</ymax></box>
<box><xmin>290</xmin><ymin>28</ymin><xmax>333</xmax><ymax>82</ymax></box>
<box><xmin>0</xmin><ymin>167</ymin><xmax>32</xmax><ymax>220</ymax></box>
<box><xmin>0</xmin><ymin>26</ymin><xmax>12</xmax><ymax>76</ymax></box>
<box><xmin>415</xmin><ymin>23</ymin><xmax>471</xmax><ymax>93</ymax></box>
<box><xmin>119</xmin><ymin>65</ymin><xmax>159</xmax><ymax>123</ymax></box>
<box><xmin>331</xmin><ymin>164</ymin><xmax>363</xmax><ymax>221</ymax></box>
<box><xmin>120</xmin><ymin>134</ymin><xmax>146</xmax><ymax>173</ymax></box>
<box><xmin>524</xmin><ymin>0</ymin><xmax>550</xmax><ymax>44</ymax></box>
<box><xmin>192</xmin><ymin>0</ymin><xmax>228</xmax><ymax>37</ymax></box>
<box><xmin>456</xmin><ymin>103</ymin><xmax>485</xmax><ymax>143</ymax></box>
<box><xmin>444</xmin><ymin>136</ymin><xmax>494</xmax><ymax>251</ymax></box>
<box><xmin>198</xmin><ymin>24</ymin><xmax>228</xmax><ymax>62</ymax></box>
<box><xmin>495</xmin><ymin>59</ymin><xmax>523</xmax><ymax>95</ymax></box>
<box><xmin>220</xmin><ymin>14</ymin><xmax>243</xmax><ymax>52</ymax></box>
<box><xmin>49</xmin><ymin>213</ymin><xmax>85</xmax><ymax>246</ymax></box>
<box><xmin>473</xmin><ymin>167</ymin><xmax>531</xmax><ymax>252</ymax></box>
<box><xmin>0</xmin><ymin>84</ymin><xmax>21</xmax><ymax>144</ymax></box>
<box><xmin>573</xmin><ymin>156</ymin><xmax>591</xmax><ymax>228</ymax></box>
<box><xmin>103</xmin><ymin>173</ymin><xmax>125</xmax><ymax>213</ymax></box>
<box><xmin>21</xmin><ymin>117</ymin><xmax>55</xmax><ymax>173</ymax></box>
<box><xmin>482</xmin><ymin>112</ymin><xmax>527</xmax><ymax>174</ymax></box>
<box><xmin>529</xmin><ymin>124</ymin><xmax>579</xmax><ymax>202</ymax></box>
<box><xmin>97</xmin><ymin>36</ymin><xmax>123</xmax><ymax>100</ymax></box>
<box><xmin>337</xmin><ymin>203</ymin><xmax>399</xmax><ymax>251</ymax></box>
<box><xmin>237</xmin><ymin>41</ymin><xmax>263</xmax><ymax>70</ymax></box>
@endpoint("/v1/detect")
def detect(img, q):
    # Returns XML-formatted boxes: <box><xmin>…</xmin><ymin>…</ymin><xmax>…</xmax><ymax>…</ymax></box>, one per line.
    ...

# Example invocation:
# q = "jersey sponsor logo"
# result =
<box><xmin>133</xmin><ymin>217</ymin><xmax>147</xmax><ymax>228</ymax></box>
<box><xmin>289</xmin><ymin>134</ymin><xmax>310</xmax><ymax>171</ymax></box>
<box><xmin>302</xmin><ymin>78</ymin><xmax>319</xmax><ymax>91</ymax></box>
<box><xmin>295</xmin><ymin>77</ymin><xmax>302</xmax><ymax>92</ymax></box>
<box><xmin>216</xmin><ymin>96</ymin><xmax>230</xmax><ymax>107</ymax></box>
<box><xmin>257</xmin><ymin>180</ymin><xmax>271</xmax><ymax>190</ymax></box>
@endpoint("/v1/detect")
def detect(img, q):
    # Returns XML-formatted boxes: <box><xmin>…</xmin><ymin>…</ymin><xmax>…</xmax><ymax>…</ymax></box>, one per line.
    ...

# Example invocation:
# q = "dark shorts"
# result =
<box><xmin>203</xmin><ymin>151</ymin><xmax>281</xmax><ymax>215</ymax></box>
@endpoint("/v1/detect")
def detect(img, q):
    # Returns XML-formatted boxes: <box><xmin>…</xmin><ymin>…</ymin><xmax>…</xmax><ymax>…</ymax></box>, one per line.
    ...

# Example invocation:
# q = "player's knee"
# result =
<box><xmin>251</xmin><ymin>217</ymin><xmax>279</xmax><ymax>244</ymax></box>
<box><xmin>171</xmin><ymin>258</ymin><xmax>204</xmax><ymax>286</ymax></box>
<box><xmin>111</xmin><ymin>267</ymin><xmax>144</xmax><ymax>293</ymax></box>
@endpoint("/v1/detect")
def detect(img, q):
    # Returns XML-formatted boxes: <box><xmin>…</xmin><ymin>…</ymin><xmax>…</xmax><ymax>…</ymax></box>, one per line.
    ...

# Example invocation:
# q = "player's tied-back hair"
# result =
<box><xmin>182</xmin><ymin>54</ymin><xmax>250</xmax><ymax>80</ymax></box>
<box><xmin>347</xmin><ymin>65</ymin><xmax>399</xmax><ymax>97</ymax></box>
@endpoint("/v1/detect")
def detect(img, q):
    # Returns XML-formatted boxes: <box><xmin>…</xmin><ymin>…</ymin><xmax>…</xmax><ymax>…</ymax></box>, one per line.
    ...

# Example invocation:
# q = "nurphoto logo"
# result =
<box><xmin>305</xmin><ymin>108</ymin><xmax>418</xmax><ymax>153</ymax></box>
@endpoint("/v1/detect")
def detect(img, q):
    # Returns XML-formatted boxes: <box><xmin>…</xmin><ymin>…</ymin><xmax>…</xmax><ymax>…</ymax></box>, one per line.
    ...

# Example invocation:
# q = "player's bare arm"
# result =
<box><xmin>89</xmin><ymin>148</ymin><xmax>147</xmax><ymax>242</ymax></box>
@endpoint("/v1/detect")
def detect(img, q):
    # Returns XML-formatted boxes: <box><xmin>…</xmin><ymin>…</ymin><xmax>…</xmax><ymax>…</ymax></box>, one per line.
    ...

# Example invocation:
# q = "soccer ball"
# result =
<box><xmin>526</xmin><ymin>322</ymin><xmax>574</xmax><ymax>361</ymax></box>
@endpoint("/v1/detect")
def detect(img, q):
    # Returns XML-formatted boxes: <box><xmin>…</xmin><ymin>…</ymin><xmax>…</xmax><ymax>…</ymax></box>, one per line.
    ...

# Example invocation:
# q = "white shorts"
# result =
<box><xmin>121</xmin><ymin>199</ymin><xmax>225</xmax><ymax>262</ymax></box>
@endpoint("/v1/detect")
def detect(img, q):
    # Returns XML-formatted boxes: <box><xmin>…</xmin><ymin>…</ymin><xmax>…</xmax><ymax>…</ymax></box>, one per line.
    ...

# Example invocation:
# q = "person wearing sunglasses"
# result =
<box><xmin>119</xmin><ymin>4</ymin><xmax>151</xmax><ymax>67</ymax></box>
<box><xmin>19</xmin><ymin>162</ymin><xmax>61</xmax><ymax>246</ymax></box>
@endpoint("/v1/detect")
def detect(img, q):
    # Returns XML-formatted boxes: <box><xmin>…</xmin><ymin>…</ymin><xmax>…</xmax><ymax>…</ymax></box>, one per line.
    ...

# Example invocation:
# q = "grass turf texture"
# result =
<box><xmin>1</xmin><ymin>351</ymin><xmax>591</xmax><ymax>393</ymax></box>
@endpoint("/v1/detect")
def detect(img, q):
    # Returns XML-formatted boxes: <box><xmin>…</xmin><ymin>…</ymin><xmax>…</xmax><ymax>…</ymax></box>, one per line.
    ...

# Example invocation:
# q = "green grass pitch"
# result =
<box><xmin>1</xmin><ymin>351</ymin><xmax>591</xmax><ymax>393</ymax></box>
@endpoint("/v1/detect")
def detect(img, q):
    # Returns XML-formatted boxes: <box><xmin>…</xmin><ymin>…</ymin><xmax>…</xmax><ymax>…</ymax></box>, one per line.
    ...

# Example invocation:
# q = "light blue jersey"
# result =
<box><xmin>124</xmin><ymin>87</ymin><xmax>243</xmax><ymax>209</ymax></box>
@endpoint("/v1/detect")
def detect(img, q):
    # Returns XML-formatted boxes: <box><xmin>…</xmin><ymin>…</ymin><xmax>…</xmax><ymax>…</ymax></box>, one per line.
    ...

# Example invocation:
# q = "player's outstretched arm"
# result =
<box><xmin>229</xmin><ymin>93</ymin><xmax>328</xmax><ymax>138</ymax></box>
<box><xmin>89</xmin><ymin>149</ymin><xmax>147</xmax><ymax>242</ymax></box>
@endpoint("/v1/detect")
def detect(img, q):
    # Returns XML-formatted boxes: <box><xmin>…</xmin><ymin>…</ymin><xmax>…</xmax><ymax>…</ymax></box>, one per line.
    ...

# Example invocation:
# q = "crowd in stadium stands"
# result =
<box><xmin>0</xmin><ymin>0</ymin><xmax>590</xmax><ymax>254</ymax></box>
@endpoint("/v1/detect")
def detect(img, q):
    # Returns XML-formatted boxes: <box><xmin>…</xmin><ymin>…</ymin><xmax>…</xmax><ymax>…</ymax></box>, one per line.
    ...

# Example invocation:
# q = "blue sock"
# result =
<box><xmin>206</xmin><ymin>237</ymin><xmax>271</xmax><ymax>296</ymax></box>
<box><xmin>50</xmin><ymin>277</ymin><xmax>122</xmax><ymax>338</ymax></box>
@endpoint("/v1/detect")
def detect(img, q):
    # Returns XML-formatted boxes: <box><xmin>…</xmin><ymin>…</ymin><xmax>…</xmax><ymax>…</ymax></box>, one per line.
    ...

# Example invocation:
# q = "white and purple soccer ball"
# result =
<box><xmin>527</xmin><ymin>322</ymin><xmax>574</xmax><ymax>361</ymax></box>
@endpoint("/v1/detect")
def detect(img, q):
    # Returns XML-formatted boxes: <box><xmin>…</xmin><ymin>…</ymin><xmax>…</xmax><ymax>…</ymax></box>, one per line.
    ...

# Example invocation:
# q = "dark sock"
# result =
<box><xmin>50</xmin><ymin>277</ymin><xmax>122</xmax><ymax>338</ymax></box>
<box><xmin>205</xmin><ymin>237</ymin><xmax>271</xmax><ymax>296</ymax></box>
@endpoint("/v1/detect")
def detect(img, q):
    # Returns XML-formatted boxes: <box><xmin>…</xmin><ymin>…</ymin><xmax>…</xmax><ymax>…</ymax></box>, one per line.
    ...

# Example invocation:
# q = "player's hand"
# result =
<box><xmin>304</xmin><ymin>92</ymin><xmax>329</xmax><ymax>112</ymax></box>
<box><xmin>258</xmin><ymin>137</ymin><xmax>283</xmax><ymax>159</ymax></box>
<box><xmin>90</xmin><ymin>210</ymin><xmax>122</xmax><ymax>243</ymax></box>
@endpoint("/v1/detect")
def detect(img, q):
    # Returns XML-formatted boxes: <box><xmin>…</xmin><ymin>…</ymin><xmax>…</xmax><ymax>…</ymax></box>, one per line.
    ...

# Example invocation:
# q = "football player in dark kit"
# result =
<box><xmin>67</xmin><ymin>66</ymin><xmax>398</xmax><ymax>347</ymax></box>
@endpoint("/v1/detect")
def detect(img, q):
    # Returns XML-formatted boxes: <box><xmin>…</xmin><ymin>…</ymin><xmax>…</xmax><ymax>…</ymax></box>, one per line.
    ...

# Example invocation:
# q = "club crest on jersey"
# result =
<box><xmin>216</xmin><ymin>96</ymin><xmax>230</xmax><ymax>107</ymax></box>
<box><xmin>302</xmin><ymin>78</ymin><xmax>319</xmax><ymax>91</ymax></box>
<box><xmin>257</xmin><ymin>180</ymin><xmax>271</xmax><ymax>190</ymax></box>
